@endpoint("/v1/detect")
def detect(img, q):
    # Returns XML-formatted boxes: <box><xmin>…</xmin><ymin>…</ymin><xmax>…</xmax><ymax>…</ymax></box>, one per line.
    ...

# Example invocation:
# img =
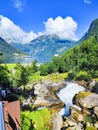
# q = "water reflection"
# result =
<box><xmin>4</xmin><ymin>56</ymin><xmax>51</xmax><ymax>64</ymax></box>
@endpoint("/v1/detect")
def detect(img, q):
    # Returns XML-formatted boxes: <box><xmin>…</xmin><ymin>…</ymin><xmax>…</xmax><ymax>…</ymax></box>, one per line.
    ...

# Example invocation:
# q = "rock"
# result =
<box><xmin>70</xmin><ymin>105</ymin><xmax>83</xmax><ymax>122</ymax></box>
<box><xmin>94</xmin><ymin>107</ymin><xmax>98</xmax><ymax>117</ymax></box>
<box><xmin>89</xmin><ymin>80</ymin><xmax>96</xmax><ymax>88</ymax></box>
<box><xmin>33</xmin><ymin>81</ymin><xmax>64</xmax><ymax>111</ymax></box>
<box><xmin>73</xmin><ymin>80</ymin><xmax>88</xmax><ymax>87</ymax></box>
<box><xmin>70</xmin><ymin>105</ymin><xmax>82</xmax><ymax>113</ymax></box>
<box><xmin>75</xmin><ymin>123</ymin><xmax>84</xmax><ymax>130</ymax></box>
<box><xmin>92</xmin><ymin>82</ymin><xmax>98</xmax><ymax>94</ymax></box>
<box><xmin>76</xmin><ymin>93</ymin><xmax>98</xmax><ymax>108</ymax></box>
<box><xmin>53</xmin><ymin>113</ymin><xmax>63</xmax><ymax>130</ymax></box>
<box><xmin>34</xmin><ymin>83</ymin><xmax>49</xmax><ymax>96</ymax></box>
<box><xmin>34</xmin><ymin>96</ymin><xmax>50</xmax><ymax>106</ymax></box>
<box><xmin>66</xmin><ymin>117</ymin><xmax>77</xmax><ymax>126</ymax></box>
<box><xmin>82</xmin><ymin>108</ymin><xmax>91</xmax><ymax>115</ymax></box>
<box><xmin>94</xmin><ymin>122</ymin><xmax>98</xmax><ymax>128</ymax></box>
<box><xmin>62</xmin><ymin>117</ymin><xmax>84</xmax><ymax>130</ymax></box>
<box><xmin>48</xmin><ymin>81</ymin><xmax>67</xmax><ymax>92</ymax></box>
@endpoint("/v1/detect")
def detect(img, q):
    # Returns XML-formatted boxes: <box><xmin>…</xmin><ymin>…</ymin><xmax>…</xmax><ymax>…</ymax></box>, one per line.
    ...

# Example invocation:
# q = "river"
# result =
<box><xmin>57</xmin><ymin>82</ymin><xmax>85</xmax><ymax>116</ymax></box>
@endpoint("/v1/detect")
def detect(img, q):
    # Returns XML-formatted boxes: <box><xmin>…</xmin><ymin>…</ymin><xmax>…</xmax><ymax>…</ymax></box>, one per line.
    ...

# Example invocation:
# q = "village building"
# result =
<box><xmin>0</xmin><ymin>100</ymin><xmax>21</xmax><ymax>130</ymax></box>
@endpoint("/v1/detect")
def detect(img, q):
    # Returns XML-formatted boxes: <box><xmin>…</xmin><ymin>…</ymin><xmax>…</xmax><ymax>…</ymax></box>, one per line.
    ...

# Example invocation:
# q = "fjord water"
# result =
<box><xmin>57</xmin><ymin>82</ymin><xmax>85</xmax><ymax>116</ymax></box>
<box><xmin>4</xmin><ymin>56</ymin><xmax>52</xmax><ymax>64</ymax></box>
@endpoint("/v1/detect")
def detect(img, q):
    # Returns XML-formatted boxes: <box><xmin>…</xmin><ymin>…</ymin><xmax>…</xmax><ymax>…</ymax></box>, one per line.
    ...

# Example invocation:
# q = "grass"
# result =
<box><xmin>1</xmin><ymin>63</ymin><xmax>16</xmax><ymax>70</ymax></box>
<box><xmin>21</xmin><ymin>108</ymin><xmax>53</xmax><ymax>130</ymax></box>
<box><xmin>29</xmin><ymin>72</ymin><xmax>68</xmax><ymax>84</ymax></box>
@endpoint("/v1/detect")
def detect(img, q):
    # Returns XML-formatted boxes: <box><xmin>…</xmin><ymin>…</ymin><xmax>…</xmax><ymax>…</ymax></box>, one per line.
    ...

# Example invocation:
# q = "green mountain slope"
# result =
<box><xmin>58</xmin><ymin>19</ymin><xmax>98</xmax><ymax>79</ymax></box>
<box><xmin>39</xmin><ymin>19</ymin><xmax>98</xmax><ymax>80</ymax></box>
<box><xmin>10</xmin><ymin>34</ymin><xmax>76</xmax><ymax>62</ymax></box>
<box><xmin>29</xmin><ymin>34</ymin><xmax>76</xmax><ymax>57</ymax></box>
<box><xmin>0</xmin><ymin>37</ymin><xmax>24</xmax><ymax>62</ymax></box>
<box><xmin>80</xmin><ymin>18</ymin><xmax>98</xmax><ymax>42</ymax></box>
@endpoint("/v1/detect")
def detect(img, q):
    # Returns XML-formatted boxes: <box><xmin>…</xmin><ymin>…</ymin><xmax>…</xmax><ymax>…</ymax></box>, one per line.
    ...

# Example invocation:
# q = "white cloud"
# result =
<box><xmin>11</xmin><ymin>0</ymin><xmax>25</xmax><ymax>12</ymax></box>
<box><xmin>0</xmin><ymin>15</ymin><xmax>38</xmax><ymax>44</ymax></box>
<box><xmin>44</xmin><ymin>16</ymin><xmax>78</xmax><ymax>41</ymax></box>
<box><xmin>84</xmin><ymin>0</ymin><xmax>92</xmax><ymax>4</ymax></box>
<box><xmin>0</xmin><ymin>15</ymin><xmax>78</xmax><ymax>44</ymax></box>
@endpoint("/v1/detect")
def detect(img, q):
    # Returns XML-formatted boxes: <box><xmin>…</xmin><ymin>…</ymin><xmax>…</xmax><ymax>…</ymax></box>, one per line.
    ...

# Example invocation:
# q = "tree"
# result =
<box><xmin>12</xmin><ymin>63</ymin><xmax>28</xmax><ymax>89</ymax></box>
<box><xmin>39</xmin><ymin>63</ymin><xmax>49</xmax><ymax>76</ymax></box>
<box><xmin>0</xmin><ymin>65</ymin><xmax>10</xmax><ymax>87</ymax></box>
<box><xmin>31</xmin><ymin>60</ymin><xmax>38</xmax><ymax>73</ymax></box>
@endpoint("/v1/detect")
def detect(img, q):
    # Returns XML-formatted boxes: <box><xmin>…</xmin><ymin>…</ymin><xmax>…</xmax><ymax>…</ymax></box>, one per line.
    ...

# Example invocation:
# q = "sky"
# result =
<box><xmin>0</xmin><ymin>0</ymin><xmax>98</xmax><ymax>43</ymax></box>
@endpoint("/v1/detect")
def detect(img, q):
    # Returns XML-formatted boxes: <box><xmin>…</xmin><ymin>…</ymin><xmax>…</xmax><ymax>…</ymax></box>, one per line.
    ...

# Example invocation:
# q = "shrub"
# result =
<box><xmin>76</xmin><ymin>91</ymin><xmax>91</xmax><ymax>100</ymax></box>
<box><xmin>75</xmin><ymin>71</ymin><xmax>92</xmax><ymax>82</ymax></box>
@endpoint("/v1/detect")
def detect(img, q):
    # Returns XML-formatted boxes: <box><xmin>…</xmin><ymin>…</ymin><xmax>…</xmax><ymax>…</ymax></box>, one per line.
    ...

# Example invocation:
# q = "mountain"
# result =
<box><xmin>40</xmin><ymin>19</ymin><xmax>98</xmax><ymax>79</ymax></box>
<box><xmin>0</xmin><ymin>37</ymin><xmax>24</xmax><ymax>62</ymax></box>
<box><xmin>79</xmin><ymin>18</ymin><xmax>98</xmax><ymax>42</ymax></box>
<box><xmin>55</xmin><ymin>18</ymin><xmax>98</xmax><ymax>79</ymax></box>
<box><xmin>10</xmin><ymin>42</ymin><xmax>30</xmax><ymax>54</ymax></box>
<box><xmin>25</xmin><ymin>34</ymin><xmax>76</xmax><ymax>58</ymax></box>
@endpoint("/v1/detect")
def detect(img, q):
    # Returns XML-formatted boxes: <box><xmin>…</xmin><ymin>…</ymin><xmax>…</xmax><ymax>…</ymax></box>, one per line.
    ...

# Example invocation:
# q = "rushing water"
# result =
<box><xmin>57</xmin><ymin>82</ymin><xmax>85</xmax><ymax>116</ymax></box>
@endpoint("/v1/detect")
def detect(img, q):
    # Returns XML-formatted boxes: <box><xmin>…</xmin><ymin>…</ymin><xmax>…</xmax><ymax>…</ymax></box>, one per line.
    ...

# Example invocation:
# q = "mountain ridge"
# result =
<box><xmin>79</xmin><ymin>18</ymin><xmax>98</xmax><ymax>42</ymax></box>
<box><xmin>10</xmin><ymin>34</ymin><xmax>76</xmax><ymax>59</ymax></box>
<box><xmin>0</xmin><ymin>37</ymin><xmax>25</xmax><ymax>62</ymax></box>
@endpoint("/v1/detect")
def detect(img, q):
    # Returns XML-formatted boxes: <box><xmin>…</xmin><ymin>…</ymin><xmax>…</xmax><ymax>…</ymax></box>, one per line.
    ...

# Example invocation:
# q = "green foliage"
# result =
<box><xmin>39</xmin><ymin>63</ymin><xmax>50</xmax><ymax>76</ymax></box>
<box><xmin>39</xmin><ymin>36</ymin><xmax>98</xmax><ymax>82</ymax></box>
<box><xmin>7</xmin><ymin>94</ymin><xmax>19</xmax><ymax>102</ymax></box>
<box><xmin>11</xmin><ymin>63</ymin><xmax>29</xmax><ymax>88</ymax></box>
<box><xmin>31</xmin><ymin>60</ymin><xmax>38</xmax><ymax>73</ymax></box>
<box><xmin>75</xmin><ymin>71</ymin><xmax>92</xmax><ymax>82</ymax></box>
<box><xmin>68</xmin><ymin>71</ymin><xmax>77</xmax><ymax>80</ymax></box>
<box><xmin>76</xmin><ymin>91</ymin><xmax>91</xmax><ymax>100</ymax></box>
<box><xmin>21</xmin><ymin>108</ymin><xmax>52</xmax><ymax>130</ymax></box>
<box><xmin>86</xmin><ymin>125</ymin><xmax>97</xmax><ymax>130</ymax></box>
<box><xmin>0</xmin><ymin>37</ymin><xmax>24</xmax><ymax>61</ymax></box>
<box><xmin>0</xmin><ymin>65</ymin><xmax>10</xmax><ymax>87</ymax></box>
<box><xmin>29</xmin><ymin>72</ymin><xmax>43</xmax><ymax>83</ymax></box>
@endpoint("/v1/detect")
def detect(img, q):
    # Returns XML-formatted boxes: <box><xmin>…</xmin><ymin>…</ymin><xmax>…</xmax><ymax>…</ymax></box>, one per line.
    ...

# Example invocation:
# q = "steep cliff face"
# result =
<box><xmin>79</xmin><ymin>18</ymin><xmax>98</xmax><ymax>42</ymax></box>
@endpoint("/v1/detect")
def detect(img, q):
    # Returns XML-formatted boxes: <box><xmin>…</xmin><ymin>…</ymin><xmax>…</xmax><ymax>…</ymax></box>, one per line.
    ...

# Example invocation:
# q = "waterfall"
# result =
<box><xmin>0</xmin><ymin>102</ymin><xmax>5</xmax><ymax>130</ymax></box>
<box><xmin>57</xmin><ymin>82</ymin><xmax>85</xmax><ymax>116</ymax></box>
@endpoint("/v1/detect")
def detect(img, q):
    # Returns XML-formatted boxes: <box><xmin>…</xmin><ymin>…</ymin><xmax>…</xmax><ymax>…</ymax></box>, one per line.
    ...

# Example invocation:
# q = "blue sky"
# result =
<box><xmin>0</xmin><ymin>0</ymin><xmax>98</xmax><ymax>43</ymax></box>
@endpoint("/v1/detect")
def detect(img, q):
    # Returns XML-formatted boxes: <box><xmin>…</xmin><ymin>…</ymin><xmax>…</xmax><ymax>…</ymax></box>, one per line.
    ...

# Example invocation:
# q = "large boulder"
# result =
<box><xmin>76</xmin><ymin>92</ymin><xmax>98</xmax><ymax>108</ymax></box>
<box><xmin>94</xmin><ymin>106</ymin><xmax>98</xmax><ymax>118</ymax></box>
<box><xmin>91</xmin><ymin>82</ymin><xmax>98</xmax><ymax>94</ymax></box>
<box><xmin>33</xmin><ymin>81</ymin><xmax>65</xmax><ymax>110</ymax></box>
<box><xmin>53</xmin><ymin>113</ymin><xmax>63</xmax><ymax>130</ymax></box>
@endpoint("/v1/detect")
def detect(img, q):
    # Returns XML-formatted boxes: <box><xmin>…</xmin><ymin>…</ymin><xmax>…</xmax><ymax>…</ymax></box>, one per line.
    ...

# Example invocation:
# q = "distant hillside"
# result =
<box><xmin>10</xmin><ymin>35</ymin><xmax>76</xmax><ymax>59</ymax></box>
<box><xmin>0</xmin><ymin>37</ymin><xmax>24</xmax><ymax>62</ymax></box>
<box><xmin>27</xmin><ymin>34</ymin><xmax>76</xmax><ymax>57</ymax></box>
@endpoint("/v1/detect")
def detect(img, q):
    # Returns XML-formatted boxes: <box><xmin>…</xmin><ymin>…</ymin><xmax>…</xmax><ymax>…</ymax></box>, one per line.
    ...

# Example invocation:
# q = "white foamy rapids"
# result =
<box><xmin>57</xmin><ymin>82</ymin><xmax>85</xmax><ymax>116</ymax></box>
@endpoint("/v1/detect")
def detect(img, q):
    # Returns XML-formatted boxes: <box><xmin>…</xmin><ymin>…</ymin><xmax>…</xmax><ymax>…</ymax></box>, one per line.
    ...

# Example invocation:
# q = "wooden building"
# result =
<box><xmin>0</xmin><ymin>100</ymin><xmax>21</xmax><ymax>130</ymax></box>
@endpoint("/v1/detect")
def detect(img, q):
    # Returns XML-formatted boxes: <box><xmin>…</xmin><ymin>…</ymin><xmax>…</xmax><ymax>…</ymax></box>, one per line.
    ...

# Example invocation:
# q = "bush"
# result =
<box><xmin>76</xmin><ymin>91</ymin><xmax>91</xmax><ymax>100</ymax></box>
<box><xmin>86</xmin><ymin>125</ymin><xmax>97</xmax><ymax>130</ymax></box>
<box><xmin>75</xmin><ymin>71</ymin><xmax>92</xmax><ymax>82</ymax></box>
<box><xmin>68</xmin><ymin>71</ymin><xmax>76</xmax><ymax>80</ymax></box>
<box><xmin>7</xmin><ymin>94</ymin><xmax>19</xmax><ymax>102</ymax></box>
<box><xmin>21</xmin><ymin>108</ymin><xmax>52</xmax><ymax>130</ymax></box>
